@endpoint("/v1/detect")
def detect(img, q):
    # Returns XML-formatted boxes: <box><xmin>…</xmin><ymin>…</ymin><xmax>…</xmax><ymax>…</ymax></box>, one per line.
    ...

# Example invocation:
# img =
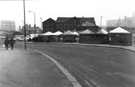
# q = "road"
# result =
<box><xmin>13</xmin><ymin>41</ymin><xmax>135</xmax><ymax>87</ymax></box>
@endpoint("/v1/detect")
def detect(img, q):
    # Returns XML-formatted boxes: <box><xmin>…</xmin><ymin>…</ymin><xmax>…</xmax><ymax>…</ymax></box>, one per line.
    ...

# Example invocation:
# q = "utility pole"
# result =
<box><xmin>23</xmin><ymin>0</ymin><xmax>26</xmax><ymax>50</ymax></box>
<box><xmin>34</xmin><ymin>12</ymin><xmax>36</xmax><ymax>35</ymax></box>
<box><xmin>100</xmin><ymin>16</ymin><xmax>103</xmax><ymax>28</ymax></box>
<box><xmin>40</xmin><ymin>18</ymin><xmax>43</xmax><ymax>30</ymax></box>
<box><xmin>124</xmin><ymin>15</ymin><xmax>127</xmax><ymax>29</ymax></box>
<box><xmin>29</xmin><ymin>11</ymin><xmax>36</xmax><ymax>36</ymax></box>
<box><xmin>10</xmin><ymin>22</ymin><xmax>11</xmax><ymax>34</ymax></box>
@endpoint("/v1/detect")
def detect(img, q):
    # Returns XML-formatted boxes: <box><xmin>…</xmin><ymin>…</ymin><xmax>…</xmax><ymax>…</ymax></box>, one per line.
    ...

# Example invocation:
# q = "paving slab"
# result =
<box><xmin>0</xmin><ymin>48</ymin><xmax>73</xmax><ymax>87</ymax></box>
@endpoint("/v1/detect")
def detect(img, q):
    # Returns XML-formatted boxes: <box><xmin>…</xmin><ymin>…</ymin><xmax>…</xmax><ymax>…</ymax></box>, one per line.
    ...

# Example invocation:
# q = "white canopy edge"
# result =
<box><xmin>80</xmin><ymin>29</ymin><xmax>95</xmax><ymax>34</ymax></box>
<box><xmin>53</xmin><ymin>31</ymin><xmax>63</xmax><ymax>35</ymax></box>
<box><xmin>43</xmin><ymin>31</ymin><xmax>54</xmax><ymax>35</ymax></box>
<box><xmin>97</xmin><ymin>29</ymin><xmax>108</xmax><ymax>34</ymax></box>
<box><xmin>109</xmin><ymin>27</ymin><xmax>130</xmax><ymax>33</ymax></box>
<box><xmin>63</xmin><ymin>30</ymin><xmax>74</xmax><ymax>35</ymax></box>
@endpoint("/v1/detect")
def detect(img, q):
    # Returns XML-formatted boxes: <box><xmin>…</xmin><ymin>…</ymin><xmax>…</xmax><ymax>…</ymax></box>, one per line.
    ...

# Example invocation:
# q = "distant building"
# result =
<box><xmin>18</xmin><ymin>26</ymin><xmax>21</xmax><ymax>31</ymax></box>
<box><xmin>107</xmin><ymin>18</ymin><xmax>135</xmax><ymax>28</ymax></box>
<box><xmin>42</xmin><ymin>17</ymin><xmax>99</xmax><ymax>33</ymax></box>
<box><xmin>106</xmin><ymin>16</ymin><xmax>135</xmax><ymax>33</ymax></box>
<box><xmin>0</xmin><ymin>30</ymin><xmax>7</xmax><ymax>36</ymax></box>
<box><xmin>0</xmin><ymin>20</ymin><xmax>16</xmax><ymax>31</ymax></box>
<box><xmin>55</xmin><ymin>17</ymin><xmax>98</xmax><ymax>32</ymax></box>
<box><xmin>21</xmin><ymin>24</ymin><xmax>42</xmax><ymax>35</ymax></box>
<box><xmin>43</xmin><ymin>18</ymin><xmax>56</xmax><ymax>33</ymax></box>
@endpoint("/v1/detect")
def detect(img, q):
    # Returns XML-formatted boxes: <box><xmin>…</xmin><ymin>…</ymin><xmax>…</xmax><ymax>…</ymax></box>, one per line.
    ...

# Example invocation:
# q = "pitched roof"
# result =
<box><xmin>80</xmin><ymin>29</ymin><xmax>95</xmax><ymax>34</ymax></box>
<box><xmin>43</xmin><ymin>18</ymin><xmax>55</xmax><ymax>23</ymax></box>
<box><xmin>53</xmin><ymin>31</ymin><xmax>63</xmax><ymax>35</ymax></box>
<box><xmin>56</xmin><ymin>17</ymin><xmax>95</xmax><ymax>24</ymax></box>
<box><xmin>97</xmin><ymin>29</ymin><xmax>108</xmax><ymax>34</ymax></box>
<box><xmin>56</xmin><ymin>17</ymin><xmax>72</xmax><ymax>23</ymax></box>
<box><xmin>80</xmin><ymin>17</ymin><xmax>95</xmax><ymax>24</ymax></box>
<box><xmin>72</xmin><ymin>31</ymin><xmax>79</xmax><ymax>35</ymax></box>
<box><xmin>43</xmin><ymin>31</ymin><xmax>54</xmax><ymax>35</ymax></box>
<box><xmin>63</xmin><ymin>30</ymin><xmax>73</xmax><ymax>35</ymax></box>
<box><xmin>81</xmin><ymin>21</ymin><xmax>95</xmax><ymax>26</ymax></box>
<box><xmin>109</xmin><ymin>27</ymin><xmax>130</xmax><ymax>33</ymax></box>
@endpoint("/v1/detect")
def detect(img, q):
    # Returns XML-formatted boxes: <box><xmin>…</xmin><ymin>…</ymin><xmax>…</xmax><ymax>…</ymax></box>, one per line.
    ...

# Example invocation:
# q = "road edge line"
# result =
<box><xmin>33</xmin><ymin>50</ymin><xmax>82</xmax><ymax>87</ymax></box>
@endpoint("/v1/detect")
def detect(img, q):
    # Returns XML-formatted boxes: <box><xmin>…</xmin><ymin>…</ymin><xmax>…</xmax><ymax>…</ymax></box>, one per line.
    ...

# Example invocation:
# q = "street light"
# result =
<box><xmin>40</xmin><ymin>18</ymin><xmax>43</xmax><ymax>30</ymax></box>
<box><xmin>23</xmin><ymin>0</ymin><xmax>26</xmax><ymax>50</ymax></box>
<box><xmin>100</xmin><ymin>16</ymin><xmax>103</xmax><ymax>28</ymax></box>
<box><xmin>21</xmin><ymin>20</ymin><xmax>24</xmax><ymax>29</ymax></box>
<box><xmin>29</xmin><ymin>11</ymin><xmax>36</xmax><ymax>36</ymax></box>
<box><xmin>9</xmin><ymin>22</ymin><xmax>11</xmax><ymax>34</ymax></box>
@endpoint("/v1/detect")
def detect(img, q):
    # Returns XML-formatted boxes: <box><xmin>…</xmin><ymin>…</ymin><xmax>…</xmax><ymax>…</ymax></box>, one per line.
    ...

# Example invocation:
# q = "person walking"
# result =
<box><xmin>9</xmin><ymin>37</ymin><xmax>15</xmax><ymax>50</ymax></box>
<box><xmin>4</xmin><ymin>37</ymin><xmax>9</xmax><ymax>50</ymax></box>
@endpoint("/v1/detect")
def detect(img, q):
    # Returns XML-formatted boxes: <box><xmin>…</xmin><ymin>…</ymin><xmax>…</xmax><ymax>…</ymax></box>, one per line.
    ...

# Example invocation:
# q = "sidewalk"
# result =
<box><xmin>0</xmin><ymin>48</ymin><xmax>73</xmax><ymax>87</ymax></box>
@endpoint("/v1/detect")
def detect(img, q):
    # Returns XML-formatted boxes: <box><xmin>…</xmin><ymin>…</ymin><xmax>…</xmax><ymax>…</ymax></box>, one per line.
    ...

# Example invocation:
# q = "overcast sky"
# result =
<box><xmin>0</xmin><ymin>0</ymin><xmax>135</xmax><ymax>29</ymax></box>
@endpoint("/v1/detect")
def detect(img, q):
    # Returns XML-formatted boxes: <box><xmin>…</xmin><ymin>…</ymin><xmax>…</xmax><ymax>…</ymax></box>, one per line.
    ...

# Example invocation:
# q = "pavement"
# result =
<box><xmin>0</xmin><ymin>43</ymin><xmax>135</xmax><ymax>87</ymax></box>
<box><xmin>0</xmin><ymin>47</ymin><xmax>73</xmax><ymax>87</ymax></box>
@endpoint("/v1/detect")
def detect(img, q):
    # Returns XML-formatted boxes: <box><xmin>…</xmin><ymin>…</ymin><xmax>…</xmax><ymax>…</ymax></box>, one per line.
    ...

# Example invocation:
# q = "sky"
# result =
<box><xmin>0</xmin><ymin>0</ymin><xmax>135</xmax><ymax>30</ymax></box>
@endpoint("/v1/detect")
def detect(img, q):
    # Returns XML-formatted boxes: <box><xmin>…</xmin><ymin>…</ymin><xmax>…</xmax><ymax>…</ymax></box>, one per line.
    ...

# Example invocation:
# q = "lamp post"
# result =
<box><xmin>40</xmin><ymin>18</ymin><xmax>43</xmax><ymax>30</ymax></box>
<box><xmin>100</xmin><ymin>16</ymin><xmax>103</xmax><ymax>28</ymax></box>
<box><xmin>23</xmin><ymin>0</ymin><xmax>26</xmax><ymax>50</ymax></box>
<box><xmin>9</xmin><ymin>22</ymin><xmax>11</xmax><ymax>34</ymax></box>
<box><xmin>29</xmin><ymin>11</ymin><xmax>36</xmax><ymax>36</ymax></box>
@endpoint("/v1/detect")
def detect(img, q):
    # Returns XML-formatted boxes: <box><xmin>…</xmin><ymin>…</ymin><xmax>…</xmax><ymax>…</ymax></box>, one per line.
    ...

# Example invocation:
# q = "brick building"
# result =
<box><xmin>55</xmin><ymin>17</ymin><xmax>99</xmax><ymax>32</ymax></box>
<box><xmin>20</xmin><ymin>24</ymin><xmax>42</xmax><ymax>35</ymax></box>
<box><xmin>42</xmin><ymin>17</ymin><xmax>99</xmax><ymax>33</ymax></box>
<box><xmin>43</xmin><ymin>18</ymin><xmax>55</xmax><ymax>33</ymax></box>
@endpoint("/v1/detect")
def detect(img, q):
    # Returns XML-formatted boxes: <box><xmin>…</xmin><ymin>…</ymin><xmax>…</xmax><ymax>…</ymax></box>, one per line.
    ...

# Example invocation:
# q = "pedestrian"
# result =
<box><xmin>9</xmin><ymin>37</ymin><xmax>15</xmax><ymax>50</ymax></box>
<box><xmin>3</xmin><ymin>37</ymin><xmax>9</xmax><ymax>50</ymax></box>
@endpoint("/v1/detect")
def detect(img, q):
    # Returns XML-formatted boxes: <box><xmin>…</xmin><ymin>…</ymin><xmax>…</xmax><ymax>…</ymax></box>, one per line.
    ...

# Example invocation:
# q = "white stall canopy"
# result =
<box><xmin>63</xmin><ymin>30</ymin><xmax>73</xmax><ymax>35</ymax></box>
<box><xmin>43</xmin><ymin>31</ymin><xmax>54</xmax><ymax>35</ymax></box>
<box><xmin>97</xmin><ymin>29</ymin><xmax>108</xmax><ymax>34</ymax></box>
<box><xmin>80</xmin><ymin>29</ymin><xmax>95</xmax><ymax>34</ymax></box>
<box><xmin>53</xmin><ymin>31</ymin><xmax>63</xmax><ymax>35</ymax></box>
<box><xmin>109</xmin><ymin>27</ymin><xmax>130</xmax><ymax>33</ymax></box>
<box><xmin>72</xmin><ymin>31</ymin><xmax>79</xmax><ymax>36</ymax></box>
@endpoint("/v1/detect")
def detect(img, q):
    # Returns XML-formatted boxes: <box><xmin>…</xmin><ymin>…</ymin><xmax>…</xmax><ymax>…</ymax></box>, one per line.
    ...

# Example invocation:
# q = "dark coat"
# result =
<box><xmin>9</xmin><ymin>38</ymin><xmax>15</xmax><ymax>45</ymax></box>
<box><xmin>4</xmin><ymin>38</ymin><xmax>9</xmax><ymax>45</ymax></box>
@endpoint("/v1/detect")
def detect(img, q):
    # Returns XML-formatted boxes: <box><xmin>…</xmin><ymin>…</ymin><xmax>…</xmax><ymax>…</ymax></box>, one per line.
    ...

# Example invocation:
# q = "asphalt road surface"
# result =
<box><xmin>8</xmin><ymin>41</ymin><xmax>135</xmax><ymax>87</ymax></box>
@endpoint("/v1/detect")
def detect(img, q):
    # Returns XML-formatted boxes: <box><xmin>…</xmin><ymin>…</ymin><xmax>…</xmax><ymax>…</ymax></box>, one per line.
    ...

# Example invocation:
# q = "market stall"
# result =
<box><xmin>109</xmin><ymin>27</ymin><xmax>132</xmax><ymax>46</ymax></box>
<box><xmin>38</xmin><ymin>31</ymin><xmax>53</xmax><ymax>42</ymax></box>
<box><xmin>62</xmin><ymin>30</ymin><xmax>76</xmax><ymax>42</ymax></box>
<box><xmin>96</xmin><ymin>29</ymin><xmax>109</xmax><ymax>44</ymax></box>
<box><xmin>50</xmin><ymin>31</ymin><xmax>63</xmax><ymax>42</ymax></box>
<box><xmin>79</xmin><ymin>29</ymin><xmax>96</xmax><ymax>43</ymax></box>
